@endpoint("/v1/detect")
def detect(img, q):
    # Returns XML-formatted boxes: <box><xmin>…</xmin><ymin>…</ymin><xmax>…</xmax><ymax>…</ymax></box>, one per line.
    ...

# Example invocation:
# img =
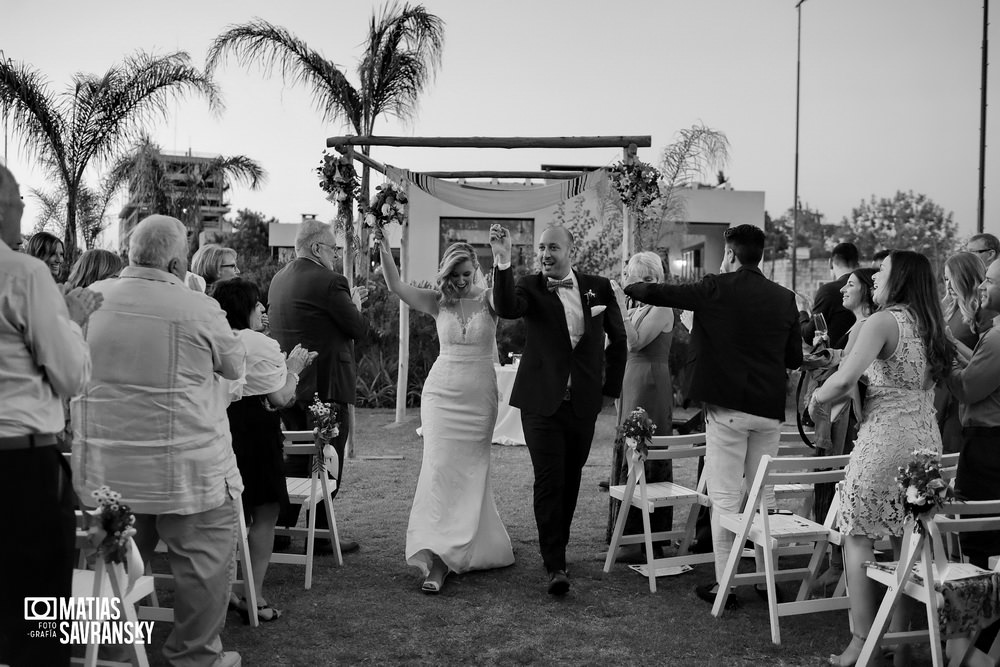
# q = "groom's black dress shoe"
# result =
<box><xmin>547</xmin><ymin>570</ymin><xmax>570</xmax><ymax>596</ymax></box>
<box><xmin>695</xmin><ymin>582</ymin><xmax>741</xmax><ymax>609</ymax></box>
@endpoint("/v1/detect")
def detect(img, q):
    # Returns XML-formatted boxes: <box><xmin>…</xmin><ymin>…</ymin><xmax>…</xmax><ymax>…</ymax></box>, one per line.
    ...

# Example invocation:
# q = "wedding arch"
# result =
<box><xmin>325</xmin><ymin>134</ymin><xmax>652</xmax><ymax>436</ymax></box>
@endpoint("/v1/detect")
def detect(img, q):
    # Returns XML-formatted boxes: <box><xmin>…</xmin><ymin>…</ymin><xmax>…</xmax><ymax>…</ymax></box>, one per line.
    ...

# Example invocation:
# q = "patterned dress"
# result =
<box><xmin>406</xmin><ymin>292</ymin><xmax>515</xmax><ymax>576</ymax></box>
<box><xmin>839</xmin><ymin>307</ymin><xmax>942</xmax><ymax>538</ymax></box>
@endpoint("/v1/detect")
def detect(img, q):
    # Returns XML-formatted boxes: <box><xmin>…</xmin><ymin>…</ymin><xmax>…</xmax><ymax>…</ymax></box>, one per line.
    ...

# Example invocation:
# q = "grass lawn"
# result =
<box><xmin>141</xmin><ymin>407</ymin><xmax>932</xmax><ymax>666</ymax></box>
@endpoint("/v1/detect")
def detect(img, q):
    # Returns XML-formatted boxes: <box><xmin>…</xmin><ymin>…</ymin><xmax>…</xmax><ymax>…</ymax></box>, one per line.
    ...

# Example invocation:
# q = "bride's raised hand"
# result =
<box><xmin>489</xmin><ymin>224</ymin><xmax>511</xmax><ymax>264</ymax></box>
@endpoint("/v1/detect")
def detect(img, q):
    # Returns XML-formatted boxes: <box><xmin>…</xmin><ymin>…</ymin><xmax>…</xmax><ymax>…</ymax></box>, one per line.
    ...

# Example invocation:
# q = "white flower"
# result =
<box><xmin>905</xmin><ymin>486</ymin><xmax>926</xmax><ymax>505</ymax></box>
<box><xmin>625</xmin><ymin>437</ymin><xmax>637</xmax><ymax>451</ymax></box>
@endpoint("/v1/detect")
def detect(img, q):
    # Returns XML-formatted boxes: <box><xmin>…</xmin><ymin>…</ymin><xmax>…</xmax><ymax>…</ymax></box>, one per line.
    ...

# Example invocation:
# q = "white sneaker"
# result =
<box><xmin>216</xmin><ymin>651</ymin><xmax>242</xmax><ymax>667</ymax></box>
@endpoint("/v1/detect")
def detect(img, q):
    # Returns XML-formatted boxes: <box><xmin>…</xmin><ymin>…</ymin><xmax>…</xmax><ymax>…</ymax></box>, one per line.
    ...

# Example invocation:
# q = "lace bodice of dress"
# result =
<box><xmin>866</xmin><ymin>308</ymin><xmax>930</xmax><ymax>391</ymax></box>
<box><xmin>436</xmin><ymin>293</ymin><xmax>497</xmax><ymax>361</ymax></box>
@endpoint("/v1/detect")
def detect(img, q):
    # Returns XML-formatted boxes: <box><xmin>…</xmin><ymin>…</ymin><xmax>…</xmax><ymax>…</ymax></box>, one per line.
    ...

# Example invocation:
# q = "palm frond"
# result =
<box><xmin>206</xmin><ymin>18</ymin><xmax>362</xmax><ymax>130</ymax></box>
<box><xmin>0</xmin><ymin>59</ymin><xmax>70</xmax><ymax>181</ymax></box>
<box><xmin>29</xmin><ymin>187</ymin><xmax>67</xmax><ymax>235</ymax></box>
<box><xmin>207</xmin><ymin>155</ymin><xmax>266</xmax><ymax>190</ymax></box>
<box><xmin>80</xmin><ymin>51</ymin><xmax>221</xmax><ymax>174</ymax></box>
<box><xmin>358</xmin><ymin>2</ymin><xmax>444</xmax><ymax>129</ymax></box>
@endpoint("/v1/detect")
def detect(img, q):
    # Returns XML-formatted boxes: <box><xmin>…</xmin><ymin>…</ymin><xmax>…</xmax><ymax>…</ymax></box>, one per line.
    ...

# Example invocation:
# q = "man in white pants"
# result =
<box><xmin>625</xmin><ymin>224</ymin><xmax>802</xmax><ymax>606</ymax></box>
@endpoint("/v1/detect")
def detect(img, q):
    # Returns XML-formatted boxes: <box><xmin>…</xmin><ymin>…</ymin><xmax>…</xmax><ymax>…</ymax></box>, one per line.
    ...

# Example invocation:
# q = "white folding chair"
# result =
<box><xmin>135</xmin><ymin>497</ymin><xmax>258</xmax><ymax>627</ymax></box>
<box><xmin>713</xmin><ymin>452</ymin><xmax>853</xmax><ymax>645</ymax></box>
<box><xmin>857</xmin><ymin>499</ymin><xmax>1000</xmax><ymax>667</ymax></box>
<box><xmin>271</xmin><ymin>430</ymin><xmax>342</xmax><ymax>589</ymax></box>
<box><xmin>604</xmin><ymin>433</ymin><xmax>713</xmax><ymax>592</ymax></box>
<box><xmin>71</xmin><ymin>535</ymin><xmax>153</xmax><ymax>667</ymax></box>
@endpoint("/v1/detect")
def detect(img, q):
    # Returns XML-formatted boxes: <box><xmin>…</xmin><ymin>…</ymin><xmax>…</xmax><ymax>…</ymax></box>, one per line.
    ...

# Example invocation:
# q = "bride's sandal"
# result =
<box><xmin>421</xmin><ymin>559</ymin><xmax>449</xmax><ymax>594</ymax></box>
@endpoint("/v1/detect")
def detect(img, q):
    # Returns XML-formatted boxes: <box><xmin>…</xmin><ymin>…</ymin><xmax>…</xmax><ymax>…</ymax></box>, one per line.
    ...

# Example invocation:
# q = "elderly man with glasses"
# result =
<box><xmin>268</xmin><ymin>219</ymin><xmax>368</xmax><ymax>554</ymax></box>
<box><xmin>967</xmin><ymin>233</ymin><xmax>1000</xmax><ymax>267</ymax></box>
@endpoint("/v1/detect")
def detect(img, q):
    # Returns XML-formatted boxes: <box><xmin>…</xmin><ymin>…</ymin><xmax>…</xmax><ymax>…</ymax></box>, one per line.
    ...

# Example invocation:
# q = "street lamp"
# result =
<box><xmin>792</xmin><ymin>0</ymin><xmax>808</xmax><ymax>293</ymax></box>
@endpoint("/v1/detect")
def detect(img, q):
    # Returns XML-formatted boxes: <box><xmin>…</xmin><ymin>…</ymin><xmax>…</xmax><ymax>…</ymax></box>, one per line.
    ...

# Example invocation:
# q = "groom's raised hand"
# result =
<box><xmin>489</xmin><ymin>224</ymin><xmax>511</xmax><ymax>265</ymax></box>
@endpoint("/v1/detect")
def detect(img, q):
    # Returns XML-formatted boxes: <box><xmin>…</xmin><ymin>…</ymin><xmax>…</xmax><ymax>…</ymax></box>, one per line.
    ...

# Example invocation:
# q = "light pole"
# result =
<box><xmin>792</xmin><ymin>0</ymin><xmax>808</xmax><ymax>293</ymax></box>
<box><xmin>978</xmin><ymin>0</ymin><xmax>989</xmax><ymax>234</ymax></box>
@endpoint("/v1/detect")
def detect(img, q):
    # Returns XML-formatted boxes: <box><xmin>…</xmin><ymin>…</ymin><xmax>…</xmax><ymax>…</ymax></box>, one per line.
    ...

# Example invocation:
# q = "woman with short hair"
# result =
<box><xmin>65</xmin><ymin>249</ymin><xmax>124</xmax><ymax>290</ymax></box>
<box><xmin>212</xmin><ymin>277</ymin><xmax>316</xmax><ymax>623</ymax></box>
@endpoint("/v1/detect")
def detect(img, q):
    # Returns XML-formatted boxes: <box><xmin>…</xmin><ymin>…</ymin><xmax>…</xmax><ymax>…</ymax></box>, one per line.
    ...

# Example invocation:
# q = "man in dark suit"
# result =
<box><xmin>490</xmin><ymin>223</ymin><xmax>627</xmax><ymax>595</ymax></box>
<box><xmin>268</xmin><ymin>219</ymin><xmax>368</xmax><ymax>553</ymax></box>
<box><xmin>625</xmin><ymin>224</ymin><xmax>802</xmax><ymax>604</ymax></box>
<box><xmin>800</xmin><ymin>242</ymin><xmax>859</xmax><ymax>349</ymax></box>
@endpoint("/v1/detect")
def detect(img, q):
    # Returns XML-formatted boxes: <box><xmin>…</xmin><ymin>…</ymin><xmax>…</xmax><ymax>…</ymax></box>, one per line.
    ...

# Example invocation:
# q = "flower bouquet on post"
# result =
<box><xmin>362</xmin><ymin>180</ymin><xmax>408</xmax><ymax>231</ymax></box>
<box><xmin>619</xmin><ymin>407</ymin><xmax>657</xmax><ymax>460</ymax></box>
<box><xmin>85</xmin><ymin>485</ymin><xmax>137</xmax><ymax>565</ymax></box>
<box><xmin>608</xmin><ymin>160</ymin><xmax>662</xmax><ymax>213</ymax></box>
<box><xmin>308</xmin><ymin>394</ymin><xmax>340</xmax><ymax>478</ymax></box>
<box><xmin>896</xmin><ymin>448</ymin><xmax>954</xmax><ymax>532</ymax></box>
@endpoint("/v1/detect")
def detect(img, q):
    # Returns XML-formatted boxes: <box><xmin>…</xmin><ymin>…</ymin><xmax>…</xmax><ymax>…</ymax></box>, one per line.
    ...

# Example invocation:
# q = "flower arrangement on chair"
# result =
<box><xmin>608</xmin><ymin>160</ymin><xmax>662</xmax><ymax>212</ymax></box>
<box><xmin>308</xmin><ymin>393</ymin><xmax>340</xmax><ymax>476</ymax></box>
<box><xmin>363</xmin><ymin>181</ymin><xmax>408</xmax><ymax>230</ymax></box>
<box><xmin>86</xmin><ymin>486</ymin><xmax>137</xmax><ymax>565</ymax></box>
<box><xmin>896</xmin><ymin>448</ymin><xmax>954</xmax><ymax>531</ymax></box>
<box><xmin>619</xmin><ymin>407</ymin><xmax>657</xmax><ymax>460</ymax></box>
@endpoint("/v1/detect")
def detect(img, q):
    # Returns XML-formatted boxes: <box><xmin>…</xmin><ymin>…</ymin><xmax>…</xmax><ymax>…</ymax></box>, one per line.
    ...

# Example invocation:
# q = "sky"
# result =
<box><xmin>1</xmin><ymin>0</ymin><xmax>995</xmax><ymax>245</ymax></box>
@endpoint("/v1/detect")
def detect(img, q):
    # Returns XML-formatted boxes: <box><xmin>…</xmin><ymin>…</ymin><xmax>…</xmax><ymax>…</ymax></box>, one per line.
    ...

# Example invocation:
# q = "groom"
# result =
<box><xmin>491</xmin><ymin>223</ymin><xmax>627</xmax><ymax>595</ymax></box>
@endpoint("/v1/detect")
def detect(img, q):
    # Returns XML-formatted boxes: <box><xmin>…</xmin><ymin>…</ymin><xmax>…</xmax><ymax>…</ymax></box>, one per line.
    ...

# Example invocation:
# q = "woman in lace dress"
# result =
<box><xmin>377</xmin><ymin>231</ymin><xmax>514</xmax><ymax>594</ymax></box>
<box><xmin>811</xmin><ymin>251</ymin><xmax>955</xmax><ymax>666</ymax></box>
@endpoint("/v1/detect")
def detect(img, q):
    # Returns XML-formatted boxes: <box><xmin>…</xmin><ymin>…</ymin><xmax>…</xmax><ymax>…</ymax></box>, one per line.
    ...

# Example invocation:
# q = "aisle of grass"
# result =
<box><xmin>144</xmin><ymin>407</ymin><xmax>883</xmax><ymax>666</ymax></box>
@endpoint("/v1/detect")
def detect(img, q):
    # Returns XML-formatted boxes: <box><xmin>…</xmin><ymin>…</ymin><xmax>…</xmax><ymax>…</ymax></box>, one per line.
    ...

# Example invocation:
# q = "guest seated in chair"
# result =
<box><xmin>213</xmin><ymin>278</ymin><xmax>316</xmax><ymax>622</ymax></box>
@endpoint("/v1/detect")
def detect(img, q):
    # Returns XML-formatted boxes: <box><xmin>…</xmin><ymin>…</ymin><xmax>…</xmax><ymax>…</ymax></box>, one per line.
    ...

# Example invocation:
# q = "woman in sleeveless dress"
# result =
<box><xmin>811</xmin><ymin>251</ymin><xmax>955</xmax><ymax>666</ymax></box>
<box><xmin>376</xmin><ymin>230</ymin><xmax>514</xmax><ymax>594</ymax></box>
<box><xmin>606</xmin><ymin>251</ymin><xmax>674</xmax><ymax>560</ymax></box>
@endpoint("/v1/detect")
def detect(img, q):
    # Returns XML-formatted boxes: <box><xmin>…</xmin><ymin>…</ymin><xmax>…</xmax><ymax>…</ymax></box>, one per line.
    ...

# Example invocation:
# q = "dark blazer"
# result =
<box><xmin>493</xmin><ymin>267</ymin><xmax>627</xmax><ymax>418</ymax></box>
<box><xmin>801</xmin><ymin>273</ymin><xmax>855</xmax><ymax>349</ymax></box>
<box><xmin>267</xmin><ymin>258</ymin><xmax>367</xmax><ymax>405</ymax></box>
<box><xmin>625</xmin><ymin>266</ymin><xmax>802</xmax><ymax>421</ymax></box>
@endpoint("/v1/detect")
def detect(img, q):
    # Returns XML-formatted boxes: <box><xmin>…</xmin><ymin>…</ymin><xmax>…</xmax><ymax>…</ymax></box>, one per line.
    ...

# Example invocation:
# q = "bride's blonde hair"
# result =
<box><xmin>436</xmin><ymin>242</ymin><xmax>480</xmax><ymax>305</ymax></box>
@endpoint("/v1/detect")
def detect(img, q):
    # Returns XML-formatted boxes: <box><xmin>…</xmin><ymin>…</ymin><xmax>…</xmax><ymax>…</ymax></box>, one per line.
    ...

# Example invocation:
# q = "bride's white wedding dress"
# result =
<box><xmin>406</xmin><ymin>291</ymin><xmax>515</xmax><ymax>576</ymax></box>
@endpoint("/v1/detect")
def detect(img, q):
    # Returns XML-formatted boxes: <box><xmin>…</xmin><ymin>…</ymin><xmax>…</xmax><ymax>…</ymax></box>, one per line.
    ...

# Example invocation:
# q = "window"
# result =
<box><xmin>439</xmin><ymin>217</ymin><xmax>534</xmax><ymax>274</ymax></box>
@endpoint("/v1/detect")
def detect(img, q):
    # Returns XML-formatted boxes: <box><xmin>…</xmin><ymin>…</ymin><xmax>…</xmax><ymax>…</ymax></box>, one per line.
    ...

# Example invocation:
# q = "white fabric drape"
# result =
<box><xmin>386</xmin><ymin>166</ymin><xmax>607</xmax><ymax>214</ymax></box>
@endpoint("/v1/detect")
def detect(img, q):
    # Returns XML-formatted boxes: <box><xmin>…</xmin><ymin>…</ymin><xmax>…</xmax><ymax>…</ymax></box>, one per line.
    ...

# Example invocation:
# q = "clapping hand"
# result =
<box><xmin>609</xmin><ymin>279</ymin><xmax>627</xmax><ymax>312</ymax></box>
<box><xmin>351</xmin><ymin>286</ymin><xmax>369</xmax><ymax>311</ymax></box>
<box><xmin>64</xmin><ymin>286</ymin><xmax>103</xmax><ymax>326</ymax></box>
<box><xmin>286</xmin><ymin>344</ymin><xmax>318</xmax><ymax>376</ymax></box>
<box><xmin>489</xmin><ymin>224</ymin><xmax>511</xmax><ymax>264</ymax></box>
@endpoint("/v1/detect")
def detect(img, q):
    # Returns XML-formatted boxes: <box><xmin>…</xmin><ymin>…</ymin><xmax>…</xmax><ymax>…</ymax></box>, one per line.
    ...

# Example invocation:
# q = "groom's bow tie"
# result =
<box><xmin>546</xmin><ymin>277</ymin><xmax>574</xmax><ymax>292</ymax></box>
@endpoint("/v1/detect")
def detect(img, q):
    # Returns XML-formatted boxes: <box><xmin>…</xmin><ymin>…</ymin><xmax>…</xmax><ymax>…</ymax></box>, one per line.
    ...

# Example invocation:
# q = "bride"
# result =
<box><xmin>376</xmin><ymin>228</ymin><xmax>514</xmax><ymax>594</ymax></box>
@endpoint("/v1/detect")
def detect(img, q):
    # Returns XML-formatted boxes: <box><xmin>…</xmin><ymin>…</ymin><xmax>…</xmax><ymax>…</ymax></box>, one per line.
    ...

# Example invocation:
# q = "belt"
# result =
<box><xmin>0</xmin><ymin>433</ymin><xmax>59</xmax><ymax>450</ymax></box>
<box><xmin>962</xmin><ymin>426</ymin><xmax>1000</xmax><ymax>437</ymax></box>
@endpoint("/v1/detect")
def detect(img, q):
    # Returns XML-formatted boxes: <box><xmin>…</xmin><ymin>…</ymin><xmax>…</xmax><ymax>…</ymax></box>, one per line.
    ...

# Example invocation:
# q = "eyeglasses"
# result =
<box><xmin>220</xmin><ymin>263</ymin><xmax>238</xmax><ymax>269</ymax></box>
<box><xmin>315</xmin><ymin>242</ymin><xmax>340</xmax><ymax>254</ymax></box>
<box><xmin>969</xmin><ymin>248</ymin><xmax>996</xmax><ymax>256</ymax></box>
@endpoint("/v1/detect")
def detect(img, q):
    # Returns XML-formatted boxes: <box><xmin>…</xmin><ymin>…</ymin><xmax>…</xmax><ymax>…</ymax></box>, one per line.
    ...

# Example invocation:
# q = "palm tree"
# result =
<box><xmin>30</xmin><ymin>174</ymin><xmax>125</xmax><ymax>249</ymax></box>
<box><xmin>0</xmin><ymin>51</ymin><xmax>221</xmax><ymax>260</ymax></box>
<box><xmin>637</xmin><ymin>124</ymin><xmax>730</xmax><ymax>253</ymax></box>
<box><xmin>206</xmin><ymin>2</ymin><xmax>445</xmax><ymax>280</ymax></box>
<box><xmin>106</xmin><ymin>133</ymin><xmax>266</xmax><ymax>248</ymax></box>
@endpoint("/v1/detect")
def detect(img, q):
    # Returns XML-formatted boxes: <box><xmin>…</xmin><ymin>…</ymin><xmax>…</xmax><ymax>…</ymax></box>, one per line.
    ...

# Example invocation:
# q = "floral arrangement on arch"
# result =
<box><xmin>619</xmin><ymin>407</ymin><xmax>656</xmax><ymax>460</ymax></box>
<box><xmin>363</xmin><ymin>181</ymin><xmax>408</xmax><ymax>230</ymax></box>
<box><xmin>896</xmin><ymin>448</ymin><xmax>954</xmax><ymax>531</ymax></box>
<box><xmin>309</xmin><ymin>393</ymin><xmax>340</xmax><ymax>476</ymax></box>
<box><xmin>86</xmin><ymin>485</ymin><xmax>137</xmax><ymax>565</ymax></box>
<box><xmin>317</xmin><ymin>152</ymin><xmax>360</xmax><ymax>203</ymax></box>
<box><xmin>608</xmin><ymin>160</ymin><xmax>662</xmax><ymax>212</ymax></box>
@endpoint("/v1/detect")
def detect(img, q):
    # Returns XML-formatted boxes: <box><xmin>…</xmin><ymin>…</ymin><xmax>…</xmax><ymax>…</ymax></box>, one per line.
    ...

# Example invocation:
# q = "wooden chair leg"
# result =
<box><xmin>713</xmin><ymin>515</ymin><xmax>750</xmax><ymax>618</ymax></box>
<box><xmin>603</xmin><ymin>471</ymin><xmax>638</xmax><ymax>574</ymax></box>
<box><xmin>321</xmin><ymin>474</ymin><xmax>342</xmax><ymax>567</ymax></box>
<box><xmin>761</xmin><ymin>527</ymin><xmax>781</xmax><ymax>645</ymax></box>
<box><xmin>640</xmin><ymin>502</ymin><xmax>656</xmax><ymax>593</ymax></box>
<box><xmin>235</xmin><ymin>501</ymin><xmax>258</xmax><ymax>628</ymax></box>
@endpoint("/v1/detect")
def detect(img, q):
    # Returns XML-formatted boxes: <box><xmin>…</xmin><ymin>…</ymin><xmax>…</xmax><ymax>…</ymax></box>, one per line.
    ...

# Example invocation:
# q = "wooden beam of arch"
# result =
<box><xmin>332</xmin><ymin>149</ymin><xmax>590</xmax><ymax>180</ymax></box>
<box><xmin>326</xmin><ymin>135</ymin><xmax>652</xmax><ymax>149</ymax></box>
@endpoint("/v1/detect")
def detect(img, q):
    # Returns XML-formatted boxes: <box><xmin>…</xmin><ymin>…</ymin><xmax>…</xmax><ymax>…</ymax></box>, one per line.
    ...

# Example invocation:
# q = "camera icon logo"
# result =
<box><xmin>24</xmin><ymin>597</ymin><xmax>58</xmax><ymax>621</ymax></box>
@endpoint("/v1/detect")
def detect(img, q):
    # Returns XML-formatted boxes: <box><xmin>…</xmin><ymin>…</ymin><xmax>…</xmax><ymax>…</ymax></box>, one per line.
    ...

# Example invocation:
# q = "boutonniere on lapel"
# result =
<box><xmin>584</xmin><ymin>289</ymin><xmax>605</xmax><ymax>317</ymax></box>
<box><xmin>584</xmin><ymin>289</ymin><xmax>597</xmax><ymax>305</ymax></box>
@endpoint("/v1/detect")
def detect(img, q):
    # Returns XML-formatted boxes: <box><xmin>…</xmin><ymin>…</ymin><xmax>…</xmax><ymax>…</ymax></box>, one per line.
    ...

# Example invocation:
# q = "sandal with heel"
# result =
<box><xmin>237</xmin><ymin>598</ymin><xmax>283</xmax><ymax>625</ymax></box>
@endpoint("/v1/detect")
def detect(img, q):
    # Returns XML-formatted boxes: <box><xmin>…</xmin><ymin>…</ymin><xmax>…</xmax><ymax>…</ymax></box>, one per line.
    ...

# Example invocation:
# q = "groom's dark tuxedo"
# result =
<box><xmin>493</xmin><ymin>266</ymin><xmax>626</xmax><ymax>574</ymax></box>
